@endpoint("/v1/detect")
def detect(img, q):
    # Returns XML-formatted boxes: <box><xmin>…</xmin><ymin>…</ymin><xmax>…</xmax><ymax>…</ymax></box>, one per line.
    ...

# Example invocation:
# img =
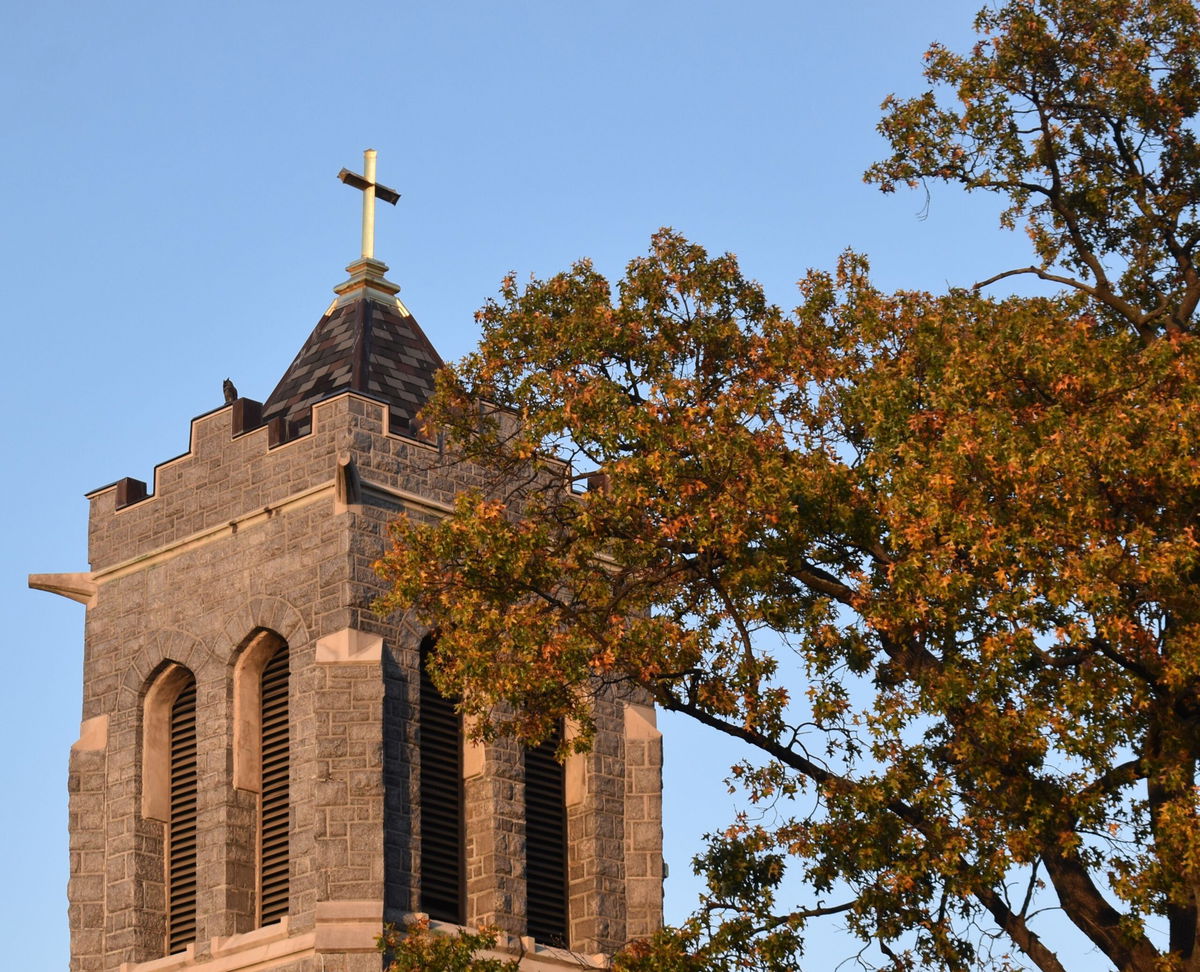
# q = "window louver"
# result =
<box><xmin>259</xmin><ymin>643</ymin><xmax>289</xmax><ymax>925</ymax></box>
<box><xmin>419</xmin><ymin>640</ymin><xmax>464</xmax><ymax>923</ymax></box>
<box><xmin>167</xmin><ymin>679</ymin><xmax>198</xmax><ymax>954</ymax></box>
<box><xmin>524</xmin><ymin>728</ymin><xmax>568</xmax><ymax>946</ymax></box>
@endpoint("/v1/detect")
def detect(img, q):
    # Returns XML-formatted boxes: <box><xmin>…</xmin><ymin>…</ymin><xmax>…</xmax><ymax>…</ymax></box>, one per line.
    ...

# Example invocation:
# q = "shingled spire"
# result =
<box><xmin>262</xmin><ymin>150</ymin><xmax>443</xmax><ymax>438</ymax></box>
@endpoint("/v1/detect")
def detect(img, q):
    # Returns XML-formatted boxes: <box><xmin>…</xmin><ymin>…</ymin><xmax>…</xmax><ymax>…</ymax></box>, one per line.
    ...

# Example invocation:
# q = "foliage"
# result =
<box><xmin>866</xmin><ymin>0</ymin><xmax>1200</xmax><ymax>336</ymax></box>
<box><xmin>375</xmin><ymin>3</ymin><xmax>1200</xmax><ymax>971</ymax></box>
<box><xmin>378</xmin><ymin>918</ymin><xmax>520</xmax><ymax>972</ymax></box>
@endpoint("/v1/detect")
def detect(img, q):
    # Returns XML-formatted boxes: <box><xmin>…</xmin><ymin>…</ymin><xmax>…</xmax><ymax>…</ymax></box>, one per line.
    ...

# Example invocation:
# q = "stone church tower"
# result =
<box><xmin>32</xmin><ymin>152</ymin><xmax>664</xmax><ymax>972</ymax></box>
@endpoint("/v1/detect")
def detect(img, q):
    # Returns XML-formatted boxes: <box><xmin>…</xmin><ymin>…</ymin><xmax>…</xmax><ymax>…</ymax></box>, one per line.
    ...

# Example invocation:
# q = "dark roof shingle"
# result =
<box><xmin>262</xmin><ymin>295</ymin><xmax>444</xmax><ymax>437</ymax></box>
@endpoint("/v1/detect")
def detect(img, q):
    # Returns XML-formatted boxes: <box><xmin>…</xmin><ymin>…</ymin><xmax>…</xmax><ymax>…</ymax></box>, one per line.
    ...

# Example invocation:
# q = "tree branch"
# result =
<box><xmin>1040</xmin><ymin>848</ymin><xmax>1162</xmax><ymax>972</ymax></box>
<box><xmin>1076</xmin><ymin>757</ymin><xmax>1145</xmax><ymax>805</ymax></box>
<box><xmin>660</xmin><ymin>692</ymin><xmax>1069</xmax><ymax>972</ymax></box>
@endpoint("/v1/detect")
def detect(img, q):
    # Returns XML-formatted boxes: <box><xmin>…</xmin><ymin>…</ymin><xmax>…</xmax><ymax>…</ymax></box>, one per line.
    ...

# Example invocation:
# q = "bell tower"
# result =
<box><xmin>32</xmin><ymin>152</ymin><xmax>664</xmax><ymax>972</ymax></box>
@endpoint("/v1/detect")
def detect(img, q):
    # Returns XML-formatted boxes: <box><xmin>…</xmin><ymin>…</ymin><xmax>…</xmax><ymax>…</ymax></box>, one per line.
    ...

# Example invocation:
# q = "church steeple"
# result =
<box><xmin>262</xmin><ymin>150</ymin><xmax>443</xmax><ymax>439</ymax></box>
<box><xmin>37</xmin><ymin>153</ymin><xmax>663</xmax><ymax>972</ymax></box>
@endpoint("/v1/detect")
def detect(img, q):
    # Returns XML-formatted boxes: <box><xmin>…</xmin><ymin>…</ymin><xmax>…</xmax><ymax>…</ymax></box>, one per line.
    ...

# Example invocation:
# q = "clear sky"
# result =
<box><xmin>2</xmin><ymin>2</ymin><xmax>1053</xmax><ymax>968</ymax></box>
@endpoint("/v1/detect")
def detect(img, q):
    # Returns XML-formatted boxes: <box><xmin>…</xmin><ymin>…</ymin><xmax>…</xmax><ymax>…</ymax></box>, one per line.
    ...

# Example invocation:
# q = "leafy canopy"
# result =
<box><xmin>375</xmin><ymin>2</ymin><xmax>1200</xmax><ymax>970</ymax></box>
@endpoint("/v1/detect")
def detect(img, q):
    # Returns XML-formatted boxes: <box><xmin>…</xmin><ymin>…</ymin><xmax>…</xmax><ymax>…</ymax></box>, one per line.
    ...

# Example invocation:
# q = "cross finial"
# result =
<box><xmin>338</xmin><ymin>149</ymin><xmax>400</xmax><ymax>260</ymax></box>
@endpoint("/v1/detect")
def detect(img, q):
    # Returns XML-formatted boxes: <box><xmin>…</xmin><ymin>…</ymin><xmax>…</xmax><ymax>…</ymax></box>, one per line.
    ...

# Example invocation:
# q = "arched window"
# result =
<box><xmin>233</xmin><ymin>630</ymin><xmax>290</xmax><ymax>926</ymax></box>
<box><xmin>419</xmin><ymin>636</ymin><xmax>464</xmax><ymax>923</ymax></box>
<box><xmin>142</xmin><ymin>664</ymin><xmax>198</xmax><ymax>955</ymax></box>
<box><xmin>524</xmin><ymin>725</ymin><xmax>568</xmax><ymax>946</ymax></box>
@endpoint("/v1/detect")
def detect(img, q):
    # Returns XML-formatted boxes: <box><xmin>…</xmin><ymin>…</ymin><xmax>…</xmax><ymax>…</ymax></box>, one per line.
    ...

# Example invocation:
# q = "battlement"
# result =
<box><xmin>84</xmin><ymin>391</ymin><xmax>462</xmax><ymax>574</ymax></box>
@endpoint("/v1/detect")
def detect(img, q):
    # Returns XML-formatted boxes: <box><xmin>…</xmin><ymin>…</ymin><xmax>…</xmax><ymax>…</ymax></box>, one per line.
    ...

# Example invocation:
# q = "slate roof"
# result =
<box><xmin>262</xmin><ymin>295</ymin><xmax>444</xmax><ymax>437</ymax></box>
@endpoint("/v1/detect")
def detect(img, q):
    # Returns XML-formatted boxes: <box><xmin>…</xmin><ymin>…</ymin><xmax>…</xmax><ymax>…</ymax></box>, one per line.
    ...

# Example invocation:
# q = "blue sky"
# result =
<box><xmin>2</xmin><ymin>2</ymin><xmax>1057</xmax><ymax>968</ymax></box>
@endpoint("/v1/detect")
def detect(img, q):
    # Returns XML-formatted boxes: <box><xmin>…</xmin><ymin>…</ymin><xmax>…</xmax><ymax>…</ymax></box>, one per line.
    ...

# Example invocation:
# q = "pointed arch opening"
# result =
<box><xmin>232</xmin><ymin>629</ymin><xmax>290</xmax><ymax>927</ymax></box>
<box><xmin>142</xmin><ymin>663</ymin><xmax>199</xmax><ymax>955</ymax></box>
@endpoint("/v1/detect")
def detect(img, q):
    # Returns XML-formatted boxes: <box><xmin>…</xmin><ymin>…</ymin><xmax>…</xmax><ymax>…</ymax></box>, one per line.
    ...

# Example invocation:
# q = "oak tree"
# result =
<box><xmin>375</xmin><ymin>2</ymin><xmax>1200</xmax><ymax>969</ymax></box>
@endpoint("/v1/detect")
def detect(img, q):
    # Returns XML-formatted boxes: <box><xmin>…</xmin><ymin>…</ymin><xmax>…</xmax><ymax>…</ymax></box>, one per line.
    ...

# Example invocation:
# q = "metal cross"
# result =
<box><xmin>338</xmin><ymin>149</ymin><xmax>400</xmax><ymax>260</ymax></box>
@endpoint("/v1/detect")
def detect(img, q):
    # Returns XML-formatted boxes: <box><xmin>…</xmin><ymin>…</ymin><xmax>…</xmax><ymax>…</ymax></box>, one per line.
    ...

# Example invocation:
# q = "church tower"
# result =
<box><xmin>33</xmin><ymin>152</ymin><xmax>664</xmax><ymax>972</ymax></box>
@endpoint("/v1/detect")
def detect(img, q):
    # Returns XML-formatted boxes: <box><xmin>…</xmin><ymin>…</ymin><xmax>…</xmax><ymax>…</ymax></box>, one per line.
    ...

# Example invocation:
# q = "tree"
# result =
<box><xmin>374</xmin><ymin>2</ymin><xmax>1200</xmax><ymax>970</ymax></box>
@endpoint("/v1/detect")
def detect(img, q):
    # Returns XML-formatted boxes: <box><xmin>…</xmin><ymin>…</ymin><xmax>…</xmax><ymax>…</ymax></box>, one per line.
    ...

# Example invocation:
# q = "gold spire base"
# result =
<box><xmin>333</xmin><ymin>257</ymin><xmax>402</xmax><ymax>306</ymax></box>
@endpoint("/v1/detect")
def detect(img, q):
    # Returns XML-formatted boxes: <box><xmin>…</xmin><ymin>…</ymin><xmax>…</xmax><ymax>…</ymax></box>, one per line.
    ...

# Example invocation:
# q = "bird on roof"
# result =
<box><xmin>223</xmin><ymin>378</ymin><xmax>238</xmax><ymax>404</ymax></box>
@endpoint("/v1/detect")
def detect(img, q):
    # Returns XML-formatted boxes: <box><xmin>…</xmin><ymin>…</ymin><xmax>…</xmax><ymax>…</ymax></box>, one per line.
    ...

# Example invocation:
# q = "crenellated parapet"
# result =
<box><xmin>84</xmin><ymin>391</ymin><xmax>460</xmax><ymax>575</ymax></box>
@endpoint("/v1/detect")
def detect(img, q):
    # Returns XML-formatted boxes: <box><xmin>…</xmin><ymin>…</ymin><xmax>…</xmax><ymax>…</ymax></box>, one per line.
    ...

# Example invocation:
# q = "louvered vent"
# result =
<box><xmin>167</xmin><ymin>679</ymin><xmax>198</xmax><ymax>954</ymax></box>
<box><xmin>419</xmin><ymin>639</ymin><xmax>464</xmax><ymax>923</ymax></box>
<box><xmin>259</xmin><ymin>643</ymin><xmax>289</xmax><ymax>925</ymax></box>
<box><xmin>524</xmin><ymin>727</ymin><xmax>568</xmax><ymax>946</ymax></box>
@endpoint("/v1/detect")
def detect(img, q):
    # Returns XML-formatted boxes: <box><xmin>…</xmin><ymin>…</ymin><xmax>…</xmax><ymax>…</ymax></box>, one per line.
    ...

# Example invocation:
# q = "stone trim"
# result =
<box><xmin>315</xmin><ymin>627</ymin><xmax>383</xmax><ymax>664</ymax></box>
<box><xmin>332</xmin><ymin>456</ymin><xmax>362</xmax><ymax>514</ymax></box>
<box><xmin>119</xmin><ymin>943</ymin><xmax>195</xmax><ymax>972</ymax></box>
<box><xmin>113</xmin><ymin>905</ymin><xmax>612</xmax><ymax>971</ymax></box>
<box><xmin>463</xmin><ymin>715</ymin><xmax>485</xmax><ymax>780</ymax></box>
<box><xmin>232</xmin><ymin>631</ymin><xmax>288</xmax><ymax>792</ymax></box>
<box><xmin>142</xmin><ymin>663</ymin><xmax>197</xmax><ymax>822</ymax></box>
<box><xmin>564</xmin><ymin>719</ymin><xmax>585</xmax><ymax>808</ymax></box>
<box><xmin>73</xmin><ymin>713</ymin><xmax>109</xmax><ymax>752</ymax></box>
<box><xmin>314</xmin><ymin>899</ymin><xmax>384</xmax><ymax>951</ymax></box>
<box><xmin>623</xmin><ymin>704</ymin><xmax>659</xmax><ymax>740</ymax></box>
<box><xmin>361</xmin><ymin>477</ymin><xmax>456</xmax><ymax>515</ymax></box>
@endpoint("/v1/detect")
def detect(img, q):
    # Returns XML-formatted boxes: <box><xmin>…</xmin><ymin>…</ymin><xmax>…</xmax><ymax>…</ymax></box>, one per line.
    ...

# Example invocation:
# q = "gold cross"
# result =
<box><xmin>338</xmin><ymin>149</ymin><xmax>400</xmax><ymax>260</ymax></box>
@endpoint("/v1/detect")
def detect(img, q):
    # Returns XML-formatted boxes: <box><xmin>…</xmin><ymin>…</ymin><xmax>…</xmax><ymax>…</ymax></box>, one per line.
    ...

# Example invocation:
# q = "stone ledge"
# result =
<box><xmin>118</xmin><ymin>919</ymin><xmax>315</xmax><ymax>972</ymax></box>
<box><xmin>314</xmin><ymin>897</ymin><xmax>383</xmax><ymax>951</ymax></box>
<box><xmin>115</xmin><ymin>905</ymin><xmax>614</xmax><ymax>970</ymax></box>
